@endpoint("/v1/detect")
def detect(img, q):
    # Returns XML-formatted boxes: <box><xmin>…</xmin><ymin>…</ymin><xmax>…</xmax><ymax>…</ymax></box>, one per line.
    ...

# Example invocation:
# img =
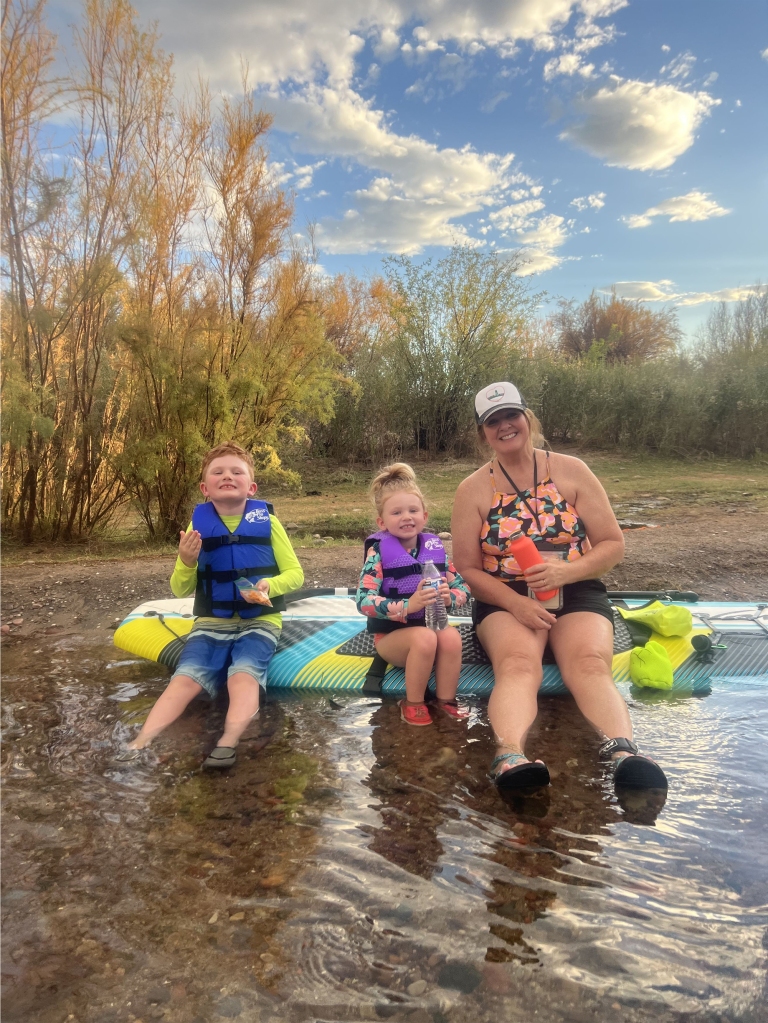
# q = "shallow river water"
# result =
<box><xmin>2</xmin><ymin>636</ymin><xmax>767</xmax><ymax>1023</ymax></box>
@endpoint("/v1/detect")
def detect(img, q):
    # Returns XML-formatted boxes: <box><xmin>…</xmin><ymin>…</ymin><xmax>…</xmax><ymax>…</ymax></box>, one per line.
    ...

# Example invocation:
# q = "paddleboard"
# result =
<box><xmin>113</xmin><ymin>589</ymin><xmax>768</xmax><ymax>696</ymax></box>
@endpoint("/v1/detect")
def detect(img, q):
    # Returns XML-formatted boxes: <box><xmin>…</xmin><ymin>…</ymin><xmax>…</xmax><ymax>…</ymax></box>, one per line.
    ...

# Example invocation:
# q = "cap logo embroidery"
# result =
<box><xmin>486</xmin><ymin>386</ymin><xmax>505</xmax><ymax>402</ymax></box>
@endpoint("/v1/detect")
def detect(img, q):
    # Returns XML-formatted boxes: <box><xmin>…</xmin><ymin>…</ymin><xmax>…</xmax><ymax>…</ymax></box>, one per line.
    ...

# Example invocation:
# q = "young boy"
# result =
<box><xmin>119</xmin><ymin>443</ymin><xmax>303</xmax><ymax>768</ymax></box>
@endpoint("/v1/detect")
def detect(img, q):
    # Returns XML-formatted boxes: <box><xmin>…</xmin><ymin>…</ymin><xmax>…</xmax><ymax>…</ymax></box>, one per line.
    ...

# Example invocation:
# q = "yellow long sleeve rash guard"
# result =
<box><xmin>170</xmin><ymin>512</ymin><xmax>304</xmax><ymax>629</ymax></box>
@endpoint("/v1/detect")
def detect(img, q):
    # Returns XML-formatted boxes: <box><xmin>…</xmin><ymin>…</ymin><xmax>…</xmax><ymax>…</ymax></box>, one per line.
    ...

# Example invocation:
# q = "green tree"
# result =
<box><xmin>381</xmin><ymin>247</ymin><xmax>538</xmax><ymax>454</ymax></box>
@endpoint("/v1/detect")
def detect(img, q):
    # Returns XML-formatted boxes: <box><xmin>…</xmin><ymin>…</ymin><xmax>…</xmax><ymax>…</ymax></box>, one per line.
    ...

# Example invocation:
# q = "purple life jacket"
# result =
<box><xmin>365</xmin><ymin>530</ymin><xmax>447</xmax><ymax>622</ymax></box>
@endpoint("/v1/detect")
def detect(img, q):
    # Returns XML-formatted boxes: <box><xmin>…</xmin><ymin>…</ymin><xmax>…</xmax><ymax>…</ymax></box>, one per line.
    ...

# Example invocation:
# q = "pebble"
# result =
<box><xmin>214</xmin><ymin>995</ymin><xmax>242</xmax><ymax>1018</ymax></box>
<box><xmin>482</xmin><ymin>963</ymin><xmax>511</xmax><ymax>994</ymax></box>
<box><xmin>228</xmin><ymin>912</ymin><xmax>245</xmax><ymax>921</ymax></box>
<box><xmin>1</xmin><ymin>625</ymin><xmax>10</xmax><ymax>635</ymax></box>
<box><xmin>437</xmin><ymin>962</ymin><xmax>481</xmax><ymax>993</ymax></box>
<box><xmin>259</xmin><ymin>873</ymin><xmax>286</xmax><ymax>888</ymax></box>
<box><xmin>12</xmin><ymin>619</ymin><xmax>24</xmax><ymax>626</ymax></box>
<box><xmin>146</xmin><ymin>985</ymin><xmax>172</xmax><ymax>1004</ymax></box>
<box><xmin>438</xmin><ymin>532</ymin><xmax>452</xmax><ymax>540</ymax></box>
<box><xmin>407</xmin><ymin>979</ymin><xmax>428</xmax><ymax>996</ymax></box>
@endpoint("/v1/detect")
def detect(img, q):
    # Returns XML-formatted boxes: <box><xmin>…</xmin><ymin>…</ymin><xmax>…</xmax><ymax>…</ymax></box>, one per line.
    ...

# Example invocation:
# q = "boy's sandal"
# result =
<box><xmin>435</xmin><ymin>699</ymin><xmax>469</xmax><ymax>721</ymax></box>
<box><xmin>203</xmin><ymin>746</ymin><xmax>237</xmax><ymax>769</ymax></box>
<box><xmin>599</xmin><ymin>737</ymin><xmax>668</xmax><ymax>790</ymax></box>
<box><xmin>398</xmin><ymin>700</ymin><xmax>433</xmax><ymax>726</ymax></box>
<box><xmin>489</xmin><ymin>752</ymin><xmax>550</xmax><ymax>793</ymax></box>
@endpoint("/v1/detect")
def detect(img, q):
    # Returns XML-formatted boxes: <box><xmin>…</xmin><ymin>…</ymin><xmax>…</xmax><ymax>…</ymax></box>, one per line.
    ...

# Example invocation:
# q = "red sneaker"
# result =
<box><xmin>399</xmin><ymin>700</ymin><xmax>432</xmax><ymax>726</ymax></box>
<box><xmin>436</xmin><ymin>700</ymin><xmax>469</xmax><ymax>721</ymax></box>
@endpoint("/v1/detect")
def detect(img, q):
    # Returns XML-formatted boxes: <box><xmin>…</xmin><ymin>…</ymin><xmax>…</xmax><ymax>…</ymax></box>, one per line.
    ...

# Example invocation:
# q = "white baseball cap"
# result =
<box><xmin>474</xmin><ymin>382</ymin><xmax>527</xmax><ymax>425</ymax></box>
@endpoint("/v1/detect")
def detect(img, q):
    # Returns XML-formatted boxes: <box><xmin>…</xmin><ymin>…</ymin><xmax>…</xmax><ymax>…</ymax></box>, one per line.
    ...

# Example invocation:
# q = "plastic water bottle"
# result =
<box><xmin>422</xmin><ymin>560</ymin><xmax>448</xmax><ymax>631</ymax></box>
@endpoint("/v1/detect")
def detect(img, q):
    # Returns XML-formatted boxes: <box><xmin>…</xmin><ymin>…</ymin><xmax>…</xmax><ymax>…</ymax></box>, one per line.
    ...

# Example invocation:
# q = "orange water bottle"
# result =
<box><xmin>509</xmin><ymin>535</ymin><xmax>559</xmax><ymax>602</ymax></box>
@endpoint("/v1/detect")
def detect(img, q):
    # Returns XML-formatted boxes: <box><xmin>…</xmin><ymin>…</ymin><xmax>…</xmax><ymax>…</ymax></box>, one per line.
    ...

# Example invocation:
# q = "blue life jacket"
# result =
<box><xmin>192</xmin><ymin>500</ymin><xmax>285</xmax><ymax>618</ymax></box>
<box><xmin>364</xmin><ymin>530</ymin><xmax>446</xmax><ymax>631</ymax></box>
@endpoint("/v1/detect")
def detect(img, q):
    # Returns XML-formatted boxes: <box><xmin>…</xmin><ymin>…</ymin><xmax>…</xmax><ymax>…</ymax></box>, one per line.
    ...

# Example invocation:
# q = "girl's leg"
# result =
<box><xmin>375</xmin><ymin>628</ymin><xmax>438</xmax><ymax>703</ymax></box>
<box><xmin>476</xmin><ymin>612</ymin><xmax>548</xmax><ymax>772</ymax></box>
<box><xmin>547</xmin><ymin>613</ymin><xmax>632</xmax><ymax>740</ymax></box>
<box><xmin>128</xmin><ymin>675</ymin><xmax>204</xmax><ymax>749</ymax></box>
<box><xmin>433</xmin><ymin>625</ymin><xmax>463</xmax><ymax>702</ymax></box>
<box><xmin>218</xmin><ymin>672</ymin><xmax>262</xmax><ymax>748</ymax></box>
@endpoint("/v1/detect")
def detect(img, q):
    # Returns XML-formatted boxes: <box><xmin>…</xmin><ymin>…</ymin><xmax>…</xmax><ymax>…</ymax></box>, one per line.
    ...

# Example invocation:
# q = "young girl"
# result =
<box><xmin>356</xmin><ymin>463</ymin><xmax>470</xmax><ymax>726</ymax></box>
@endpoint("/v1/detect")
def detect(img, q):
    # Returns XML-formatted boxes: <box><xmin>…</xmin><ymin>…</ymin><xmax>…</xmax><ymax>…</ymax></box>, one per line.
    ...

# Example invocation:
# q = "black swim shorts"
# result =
<box><xmin>472</xmin><ymin>579</ymin><xmax>614</xmax><ymax>628</ymax></box>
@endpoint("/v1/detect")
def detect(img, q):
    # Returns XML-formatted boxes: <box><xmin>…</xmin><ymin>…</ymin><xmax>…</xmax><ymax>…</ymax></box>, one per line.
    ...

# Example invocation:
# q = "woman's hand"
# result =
<box><xmin>437</xmin><ymin>580</ymin><xmax>452</xmax><ymax>607</ymax></box>
<box><xmin>509</xmin><ymin>595</ymin><xmax>557</xmax><ymax>631</ymax></box>
<box><xmin>523</xmin><ymin>558</ymin><xmax>574</xmax><ymax>592</ymax></box>
<box><xmin>179</xmin><ymin>529</ymin><xmax>202</xmax><ymax>568</ymax></box>
<box><xmin>406</xmin><ymin>579</ymin><xmax>438</xmax><ymax>614</ymax></box>
<box><xmin>255</xmin><ymin>578</ymin><xmax>270</xmax><ymax>594</ymax></box>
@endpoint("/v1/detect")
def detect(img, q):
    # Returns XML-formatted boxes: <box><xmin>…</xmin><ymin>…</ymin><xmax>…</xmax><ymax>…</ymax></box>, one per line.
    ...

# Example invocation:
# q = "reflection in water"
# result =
<box><xmin>2</xmin><ymin>637</ymin><xmax>767</xmax><ymax>1023</ymax></box>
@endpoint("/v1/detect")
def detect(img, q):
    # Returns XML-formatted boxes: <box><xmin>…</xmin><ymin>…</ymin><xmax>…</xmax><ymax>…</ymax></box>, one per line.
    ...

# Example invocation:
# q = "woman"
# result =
<box><xmin>451</xmin><ymin>381</ymin><xmax>668</xmax><ymax>794</ymax></box>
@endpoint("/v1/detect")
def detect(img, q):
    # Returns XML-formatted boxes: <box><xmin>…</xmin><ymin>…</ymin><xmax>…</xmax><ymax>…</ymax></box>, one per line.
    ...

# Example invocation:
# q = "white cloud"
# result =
<box><xmin>514</xmin><ymin>213</ymin><xmax>570</xmax><ymax>272</ymax></box>
<box><xmin>660</xmin><ymin>51</ymin><xmax>696</xmax><ymax>81</ymax></box>
<box><xmin>480</xmin><ymin>91</ymin><xmax>510</xmax><ymax>113</ymax></box>
<box><xmin>122</xmin><ymin>0</ymin><xmax>613</xmax><ymax>92</ymax></box>
<box><xmin>264</xmin><ymin>84</ymin><xmax>516</xmax><ymax>253</ymax></box>
<box><xmin>543</xmin><ymin>53</ymin><xmax>595</xmax><ymax>80</ymax></box>
<box><xmin>560</xmin><ymin>76</ymin><xmax>720</xmax><ymax>170</ymax></box>
<box><xmin>609</xmin><ymin>280</ymin><xmax>767</xmax><ymax>306</ymax></box>
<box><xmin>761</xmin><ymin>48</ymin><xmax>768</xmax><ymax>61</ymax></box>
<box><xmin>570</xmin><ymin>191</ymin><xmax>606</xmax><ymax>210</ymax></box>
<box><xmin>621</xmin><ymin>189</ymin><xmax>731</xmax><ymax>228</ymax></box>
<box><xmin>490</xmin><ymin>199</ymin><xmax>547</xmax><ymax>231</ymax></box>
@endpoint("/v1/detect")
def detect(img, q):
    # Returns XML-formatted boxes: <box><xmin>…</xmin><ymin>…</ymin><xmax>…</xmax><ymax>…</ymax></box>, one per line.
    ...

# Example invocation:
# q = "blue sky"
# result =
<box><xmin>49</xmin><ymin>0</ymin><xmax>768</xmax><ymax>335</ymax></box>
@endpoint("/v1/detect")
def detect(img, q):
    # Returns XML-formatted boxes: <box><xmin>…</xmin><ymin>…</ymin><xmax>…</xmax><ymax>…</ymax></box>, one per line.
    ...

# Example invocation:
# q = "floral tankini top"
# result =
<box><xmin>480</xmin><ymin>452</ymin><xmax>589</xmax><ymax>583</ymax></box>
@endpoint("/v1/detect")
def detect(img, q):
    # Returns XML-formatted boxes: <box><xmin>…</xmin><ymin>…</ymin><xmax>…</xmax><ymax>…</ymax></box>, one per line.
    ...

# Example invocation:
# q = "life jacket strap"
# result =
<box><xmin>201</xmin><ymin>534</ymin><xmax>272</xmax><ymax>552</ymax></box>
<box><xmin>385</xmin><ymin>560</ymin><xmax>446</xmax><ymax>580</ymax></box>
<box><xmin>202</xmin><ymin>564</ymin><xmax>279</xmax><ymax>584</ymax></box>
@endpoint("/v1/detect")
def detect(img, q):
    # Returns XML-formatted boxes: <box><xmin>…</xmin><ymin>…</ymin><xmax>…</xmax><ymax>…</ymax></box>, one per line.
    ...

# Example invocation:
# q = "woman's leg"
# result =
<box><xmin>476</xmin><ymin>611</ymin><xmax>548</xmax><ymax>769</ymax></box>
<box><xmin>547</xmin><ymin>613</ymin><xmax>632</xmax><ymax>740</ymax></box>
<box><xmin>218</xmin><ymin>672</ymin><xmax>261</xmax><ymax>748</ymax></box>
<box><xmin>128</xmin><ymin>675</ymin><xmax>204</xmax><ymax>749</ymax></box>
<box><xmin>433</xmin><ymin>626</ymin><xmax>463</xmax><ymax>701</ymax></box>
<box><xmin>375</xmin><ymin>628</ymin><xmax>438</xmax><ymax>703</ymax></box>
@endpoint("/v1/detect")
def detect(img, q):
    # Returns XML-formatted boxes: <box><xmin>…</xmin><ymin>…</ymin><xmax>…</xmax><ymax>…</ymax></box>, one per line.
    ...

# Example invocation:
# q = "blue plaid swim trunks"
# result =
<box><xmin>172</xmin><ymin>616</ymin><xmax>280</xmax><ymax>698</ymax></box>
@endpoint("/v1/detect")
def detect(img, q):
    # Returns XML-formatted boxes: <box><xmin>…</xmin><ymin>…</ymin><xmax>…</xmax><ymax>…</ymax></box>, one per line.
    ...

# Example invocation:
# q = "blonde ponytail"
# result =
<box><xmin>369</xmin><ymin>462</ymin><xmax>426</xmax><ymax>515</ymax></box>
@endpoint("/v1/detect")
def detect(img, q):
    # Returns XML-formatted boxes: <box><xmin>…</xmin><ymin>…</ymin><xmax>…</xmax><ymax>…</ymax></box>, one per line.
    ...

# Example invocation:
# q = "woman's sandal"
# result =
<box><xmin>489</xmin><ymin>752</ymin><xmax>550</xmax><ymax>793</ymax></box>
<box><xmin>599</xmin><ymin>737</ymin><xmax>668</xmax><ymax>790</ymax></box>
<box><xmin>203</xmin><ymin>746</ymin><xmax>237</xmax><ymax>769</ymax></box>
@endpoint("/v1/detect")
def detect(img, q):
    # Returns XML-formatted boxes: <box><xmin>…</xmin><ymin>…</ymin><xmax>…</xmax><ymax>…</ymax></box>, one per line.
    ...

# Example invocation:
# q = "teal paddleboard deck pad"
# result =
<box><xmin>114</xmin><ymin>590</ymin><xmax>767</xmax><ymax>696</ymax></box>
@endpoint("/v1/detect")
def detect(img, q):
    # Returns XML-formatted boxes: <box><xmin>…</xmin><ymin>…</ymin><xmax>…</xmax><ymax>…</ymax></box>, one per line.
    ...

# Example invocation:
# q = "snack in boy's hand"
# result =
<box><xmin>235</xmin><ymin>578</ymin><xmax>273</xmax><ymax>606</ymax></box>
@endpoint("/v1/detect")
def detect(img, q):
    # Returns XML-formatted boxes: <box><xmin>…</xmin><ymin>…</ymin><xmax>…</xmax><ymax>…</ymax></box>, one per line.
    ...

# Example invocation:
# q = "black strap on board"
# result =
<box><xmin>362</xmin><ymin>652</ymin><xmax>389</xmax><ymax>695</ymax></box>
